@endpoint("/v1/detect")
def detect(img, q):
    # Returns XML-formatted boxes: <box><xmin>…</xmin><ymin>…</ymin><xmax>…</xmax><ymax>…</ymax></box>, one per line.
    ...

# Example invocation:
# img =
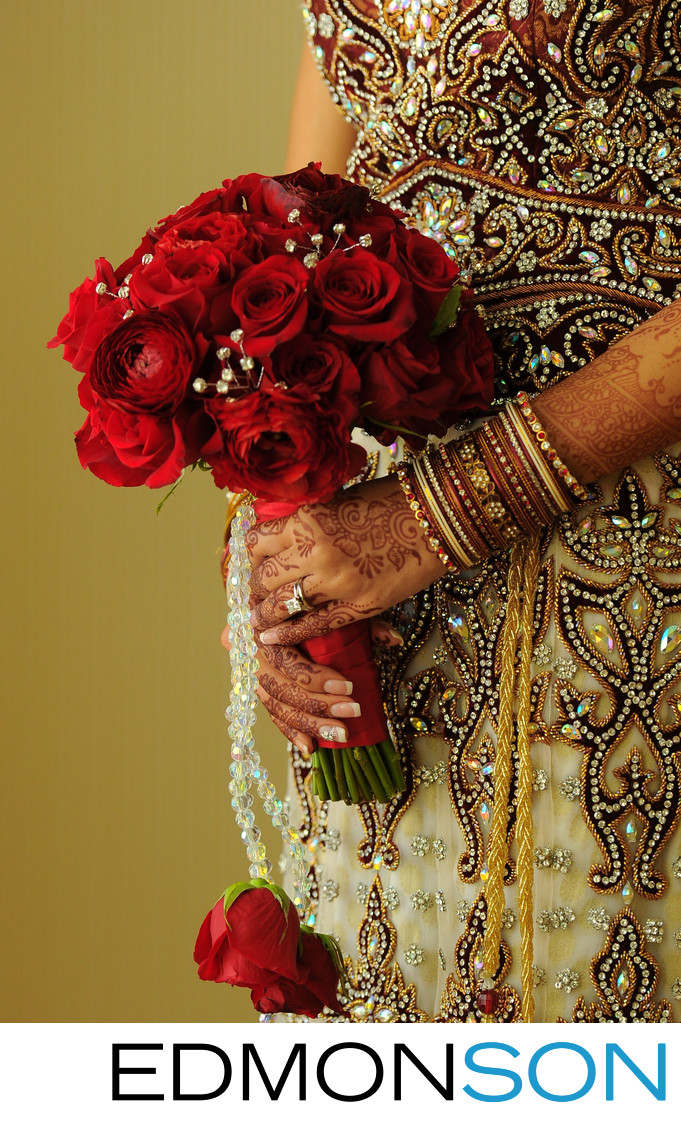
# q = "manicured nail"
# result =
<box><xmin>319</xmin><ymin>725</ymin><xmax>347</xmax><ymax>742</ymax></box>
<box><xmin>259</xmin><ymin>629</ymin><xmax>279</xmax><ymax>644</ymax></box>
<box><xmin>330</xmin><ymin>701</ymin><xmax>361</xmax><ymax>718</ymax></box>
<box><xmin>388</xmin><ymin>629</ymin><xmax>404</xmax><ymax>644</ymax></box>
<box><xmin>324</xmin><ymin>679</ymin><xmax>354</xmax><ymax>695</ymax></box>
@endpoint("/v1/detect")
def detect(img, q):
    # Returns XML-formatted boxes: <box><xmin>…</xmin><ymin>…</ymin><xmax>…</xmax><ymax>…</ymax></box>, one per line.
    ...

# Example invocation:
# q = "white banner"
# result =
<box><xmin>1</xmin><ymin>1023</ymin><xmax>679</xmax><ymax>1126</ymax></box>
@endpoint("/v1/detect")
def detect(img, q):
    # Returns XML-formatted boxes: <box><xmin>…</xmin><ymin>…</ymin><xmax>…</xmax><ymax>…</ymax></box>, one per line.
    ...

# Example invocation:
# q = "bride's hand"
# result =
<box><xmin>247</xmin><ymin>475</ymin><xmax>447</xmax><ymax>647</ymax></box>
<box><xmin>221</xmin><ymin>617</ymin><xmax>403</xmax><ymax>753</ymax></box>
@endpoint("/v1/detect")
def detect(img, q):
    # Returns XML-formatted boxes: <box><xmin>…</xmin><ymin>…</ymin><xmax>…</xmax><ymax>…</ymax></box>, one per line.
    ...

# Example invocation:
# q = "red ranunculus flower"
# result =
<box><xmin>266</xmin><ymin>335</ymin><xmax>361</xmax><ymax>428</ymax></box>
<box><xmin>250</xmin><ymin>930</ymin><xmax>344</xmax><ymax>1018</ymax></box>
<box><xmin>230</xmin><ymin>255</ymin><xmax>310</xmax><ymax>356</ymax></box>
<box><xmin>204</xmin><ymin>385</ymin><xmax>366</xmax><ymax>509</ymax></box>
<box><xmin>194</xmin><ymin>883</ymin><xmax>300</xmax><ymax>989</ymax></box>
<box><xmin>86</xmin><ymin>310</ymin><xmax>204</xmax><ymax>414</ymax></box>
<box><xmin>154</xmin><ymin>211</ymin><xmax>262</xmax><ymax>263</ymax></box>
<box><xmin>312</xmin><ymin>247</ymin><xmax>416</xmax><ymax>343</ymax></box>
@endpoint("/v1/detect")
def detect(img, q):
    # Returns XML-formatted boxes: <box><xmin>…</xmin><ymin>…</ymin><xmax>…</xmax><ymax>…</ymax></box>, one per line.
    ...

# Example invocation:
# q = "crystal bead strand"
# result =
<box><xmin>226</xmin><ymin>504</ymin><xmax>311</xmax><ymax>914</ymax></box>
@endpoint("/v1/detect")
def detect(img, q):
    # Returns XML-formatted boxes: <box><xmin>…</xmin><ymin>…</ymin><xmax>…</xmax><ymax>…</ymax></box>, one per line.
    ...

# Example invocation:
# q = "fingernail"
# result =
<box><xmin>319</xmin><ymin>725</ymin><xmax>347</xmax><ymax>742</ymax></box>
<box><xmin>330</xmin><ymin>702</ymin><xmax>361</xmax><ymax>718</ymax></box>
<box><xmin>388</xmin><ymin>629</ymin><xmax>404</xmax><ymax>644</ymax></box>
<box><xmin>259</xmin><ymin>629</ymin><xmax>279</xmax><ymax>644</ymax></box>
<box><xmin>324</xmin><ymin>679</ymin><xmax>353</xmax><ymax>695</ymax></box>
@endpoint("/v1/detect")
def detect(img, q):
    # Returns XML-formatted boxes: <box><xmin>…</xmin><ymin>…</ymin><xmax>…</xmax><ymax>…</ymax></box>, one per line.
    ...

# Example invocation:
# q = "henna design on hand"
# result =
<box><xmin>258</xmin><ymin>642</ymin><xmax>317</xmax><ymax>686</ymax></box>
<box><xmin>256</xmin><ymin>684</ymin><xmax>344</xmax><ymax>740</ymax></box>
<box><xmin>258</xmin><ymin>672</ymin><xmax>327</xmax><ymax>717</ymax></box>
<box><xmin>313</xmin><ymin>486</ymin><xmax>422</xmax><ymax>579</ymax></box>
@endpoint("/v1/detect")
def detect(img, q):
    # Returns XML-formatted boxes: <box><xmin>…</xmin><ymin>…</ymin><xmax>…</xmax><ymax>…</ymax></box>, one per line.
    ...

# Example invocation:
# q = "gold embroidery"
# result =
<box><xmin>564</xmin><ymin>908</ymin><xmax>675</xmax><ymax>1022</ymax></box>
<box><xmin>333</xmin><ymin>877</ymin><xmax>430</xmax><ymax>1022</ymax></box>
<box><xmin>435</xmin><ymin>893</ymin><xmax>522</xmax><ymax>1022</ymax></box>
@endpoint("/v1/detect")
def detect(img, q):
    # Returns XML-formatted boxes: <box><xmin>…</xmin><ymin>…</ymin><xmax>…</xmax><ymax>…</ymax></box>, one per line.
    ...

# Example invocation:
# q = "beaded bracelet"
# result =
<box><xmin>399</xmin><ymin>396</ymin><xmax>589</xmax><ymax>570</ymax></box>
<box><xmin>512</xmin><ymin>390</ymin><xmax>592</xmax><ymax>506</ymax></box>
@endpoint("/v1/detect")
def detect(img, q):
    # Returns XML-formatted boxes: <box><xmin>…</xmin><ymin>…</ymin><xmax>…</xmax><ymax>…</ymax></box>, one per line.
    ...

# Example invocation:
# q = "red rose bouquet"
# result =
<box><xmin>51</xmin><ymin>164</ymin><xmax>494</xmax><ymax>1017</ymax></box>
<box><xmin>50</xmin><ymin>163</ymin><xmax>494</xmax><ymax>807</ymax></box>
<box><xmin>51</xmin><ymin>164</ymin><xmax>492</xmax><ymax>499</ymax></box>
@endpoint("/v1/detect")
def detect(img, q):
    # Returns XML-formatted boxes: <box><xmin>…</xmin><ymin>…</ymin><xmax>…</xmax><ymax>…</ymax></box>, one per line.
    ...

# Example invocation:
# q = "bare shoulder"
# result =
<box><xmin>285</xmin><ymin>41</ymin><xmax>357</xmax><ymax>174</ymax></box>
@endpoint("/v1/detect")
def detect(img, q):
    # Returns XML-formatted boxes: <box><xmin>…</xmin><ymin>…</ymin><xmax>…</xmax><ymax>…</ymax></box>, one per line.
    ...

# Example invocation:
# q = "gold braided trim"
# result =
<box><xmin>516</xmin><ymin>534</ymin><xmax>540</xmax><ymax>1023</ymax></box>
<box><xmin>482</xmin><ymin>542</ymin><xmax>522</xmax><ymax>978</ymax></box>
<box><xmin>482</xmin><ymin>535</ymin><xmax>540</xmax><ymax>1023</ymax></box>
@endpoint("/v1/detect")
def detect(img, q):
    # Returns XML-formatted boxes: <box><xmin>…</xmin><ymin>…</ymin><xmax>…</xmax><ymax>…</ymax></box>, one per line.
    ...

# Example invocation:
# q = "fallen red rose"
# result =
<box><xmin>194</xmin><ymin>880</ymin><xmax>344</xmax><ymax>1018</ymax></box>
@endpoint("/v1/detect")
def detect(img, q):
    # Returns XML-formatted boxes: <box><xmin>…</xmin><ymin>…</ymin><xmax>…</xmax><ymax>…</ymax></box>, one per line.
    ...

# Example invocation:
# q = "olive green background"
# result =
<box><xmin>1</xmin><ymin>0</ymin><xmax>303</xmax><ymax>1021</ymax></box>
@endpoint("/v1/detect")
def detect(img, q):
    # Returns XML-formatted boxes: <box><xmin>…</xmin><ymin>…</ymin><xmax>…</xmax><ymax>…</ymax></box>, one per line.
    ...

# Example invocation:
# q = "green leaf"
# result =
<box><xmin>155</xmin><ymin>469</ymin><xmax>185</xmax><ymax>515</ymax></box>
<box><xmin>429</xmin><ymin>283</ymin><xmax>463</xmax><ymax>338</ymax></box>
<box><xmin>221</xmin><ymin>879</ymin><xmax>290</xmax><ymax>929</ymax></box>
<box><xmin>363</xmin><ymin>417</ymin><xmax>431</xmax><ymax>441</ymax></box>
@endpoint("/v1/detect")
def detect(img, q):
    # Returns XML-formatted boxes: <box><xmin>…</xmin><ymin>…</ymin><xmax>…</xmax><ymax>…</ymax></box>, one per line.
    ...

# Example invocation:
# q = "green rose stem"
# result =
<box><xmin>312</xmin><ymin>749</ymin><xmax>339</xmax><ymax>802</ymax></box>
<box><xmin>349</xmin><ymin>753</ymin><xmax>381</xmax><ymax>804</ymax></box>
<box><xmin>311</xmin><ymin>739</ymin><xmax>406</xmax><ymax>805</ymax></box>
<box><xmin>382</xmin><ymin>738</ymin><xmax>406</xmax><ymax>792</ymax></box>
<box><xmin>333</xmin><ymin>748</ymin><xmax>351</xmax><ymax>804</ymax></box>
<box><xmin>342</xmin><ymin>752</ymin><xmax>361</xmax><ymax>804</ymax></box>
<box><xmin>354</xmin><ymin>747</ymin><xmax>389</xmax><ymax>803</ymax></box>
<box><xmin>366</xmin><ymin>743</ymin><xmax>396</xmax><ymax>796</ymax></box>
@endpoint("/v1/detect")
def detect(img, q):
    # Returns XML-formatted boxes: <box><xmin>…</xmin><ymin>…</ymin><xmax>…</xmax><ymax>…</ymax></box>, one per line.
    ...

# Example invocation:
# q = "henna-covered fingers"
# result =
<box><xmin>258</xmin><ymin>602</ymin><xmax>372</xmax><ymax>646</ymax></box>
<box><xmin>256</xmin><ymin>682</ymin><xmax>349</xmax><ymax>744</ymax></box>
<box><xmin>257</xmin><ymin>639</ymin><xmax>351</xmax><ymax>693</ymax></box>
<box><xmin>254</xmin><ymin>642</ymin><xmax>360</xmax><ymax>737</ymax></box>
<box><xmin>251</xmin><ymin>577</ymin><xmax>319</xmax><ymax>632</ymax></box>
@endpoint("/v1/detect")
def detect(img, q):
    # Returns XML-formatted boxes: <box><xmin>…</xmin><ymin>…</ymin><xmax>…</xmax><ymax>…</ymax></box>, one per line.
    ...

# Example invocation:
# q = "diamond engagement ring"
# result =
<box><xmin>284</xmin><ymin>580</ymin><xmax>313</xmax><ymax>618</ymax></box>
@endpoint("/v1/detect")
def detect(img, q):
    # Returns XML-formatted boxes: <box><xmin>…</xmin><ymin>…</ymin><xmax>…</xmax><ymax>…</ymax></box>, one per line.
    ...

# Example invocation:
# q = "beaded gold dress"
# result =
<box><xmin>282</xmin><ymin>0</ymin><xmax>681</xmax><ymax>1022</ymax></box>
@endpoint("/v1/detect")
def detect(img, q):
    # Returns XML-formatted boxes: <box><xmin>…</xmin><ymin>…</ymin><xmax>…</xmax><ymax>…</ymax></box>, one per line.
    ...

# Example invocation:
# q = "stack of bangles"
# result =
<box><xmin>397</xmin><ymin>390</ymin><xmax>593</xmax><ymax>570</ymax></box>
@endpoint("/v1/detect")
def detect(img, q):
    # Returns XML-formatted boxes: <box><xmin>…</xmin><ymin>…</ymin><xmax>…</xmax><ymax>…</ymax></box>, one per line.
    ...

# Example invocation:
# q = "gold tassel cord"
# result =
<box><xmin>482</xmin><ymin>534</ymin><xmax>540</xmax><ymax>1022</ymax></box>
<box><xmin>482</xmin><ymin>541</ymin><xmax>523</xmax><ymax>980</ymax></box>
<box><xmin>515</xmin><ymin>534</ymin><xmax>540</xmax><ymax>1023</ymax></box>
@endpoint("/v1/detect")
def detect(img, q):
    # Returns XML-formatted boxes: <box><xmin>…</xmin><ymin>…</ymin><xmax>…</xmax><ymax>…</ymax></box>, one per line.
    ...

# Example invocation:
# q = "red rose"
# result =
<box><xmin>148</xmin><ymin>187</ymin><xmax>229</xmax><ymax>243</ymax></box>
<box><xmin>204</xmin><ymin>385</ymin><xmax>366</xmax><ymax>508</ymax></box>
<box><xmin>47</xmin><ymin>258</ymin><xmax>128</xmax><ymax>372</ymax></box>
<box><xmin>154</xmin><ymin>211</ymin><xmax>262</xmax><ymax>262</ymax></box>
<box><xmin>86</xmin><ymin>310</ymin><xmax>203</xmax><ymax>414</ymax></box>
<box><xmin>115</xmin><ymin>232</ymin><xmax>155</xmax><ymax>285</ymax></box>
<box><xmin>194</xmin><ymin>885</ymin><xmax>300</xmax><ymax>989</ymax></box>
<box><xmin>128</xmin><ymin>245</ymin><xmax>247</xmax><ymax>336</ymax></box>
<box><xmin>263</xmin><ymin>164</ymin><xmax>373</xmax><ymax>224</ymax></box>
<box><xmin>251</xmin><ymin>930</ymin><xmax>343</xmax><ymax>1018</ymax></box>
<box><xmin>74</xmin><ymin>399</ymin><xmax>205</xmax><ymax>488</ymax></box>
<box><xmin>360</xmin><ymin>330</ymin><xmax>449</xmax><ymax>444</ymax></box>
<box><xmin>266</xmin><ymin>335</ymin><xmax>361</xmax><ymax>428</ymax></box>
<box><xmin>231</xmin><ymin>256</ymin><xmax>310</xmax><ymax>356</ymax></box>
<box><xmin>222</xmin><ymin>164</ymin><xmax>371</xmax><ymax>226</ymax></box>
<box><xmin>312</xmin><ymin>247</ymin><xmax>415</xmax><ymax>342</ymax></box>
<box><xmin>396</xmin><ymin>230</ymin><xmax>460</xmax><ymax>322</ymax></box>
<box><xmin>436</xmin><ymin>301</ymin><xmax>496</xmax><ymax>423</ymax></box>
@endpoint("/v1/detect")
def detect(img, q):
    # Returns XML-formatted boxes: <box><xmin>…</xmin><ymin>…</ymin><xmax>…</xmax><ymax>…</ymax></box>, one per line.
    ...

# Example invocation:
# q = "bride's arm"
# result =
<box><xmin>530</xmin><ymin>300</ymin><xmax>681</xmax><ymax>482</ymax></box>
<box><xmin>285</xmin><ymin>40</ymin><xmax>357</xmax><ymax>173</ymax></box>
<box><xmin>247</xmin><ymin>299</ymin><xmax>681</xmax><ymax>744</ymax></box>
